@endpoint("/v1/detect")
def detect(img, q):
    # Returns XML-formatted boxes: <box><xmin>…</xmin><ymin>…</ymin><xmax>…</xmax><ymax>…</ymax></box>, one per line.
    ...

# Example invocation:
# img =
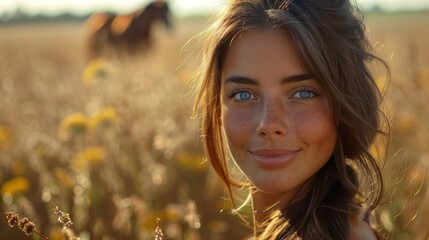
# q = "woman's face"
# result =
<box><xmin>220</xmin><ymin>29</ymin><xmax>337</xmax><ymax>198</ymax></box>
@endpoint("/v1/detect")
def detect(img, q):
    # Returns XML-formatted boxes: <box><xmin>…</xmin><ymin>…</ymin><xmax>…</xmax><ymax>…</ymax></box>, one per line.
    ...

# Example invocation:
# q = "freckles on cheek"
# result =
<box><xmin>222</xmin><ymin>111</ymin><xmax>251</xmax><ymax>148</ymax></box>
<box><xmin>293</xmin><ymin>109</ymin><xmax>336</xmax><ymax>144</ymax></box>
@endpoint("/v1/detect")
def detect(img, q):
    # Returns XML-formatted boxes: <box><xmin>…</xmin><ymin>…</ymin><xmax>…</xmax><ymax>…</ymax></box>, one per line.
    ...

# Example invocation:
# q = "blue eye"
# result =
<box><xmin>231</xmin><ymin>90</ymin><xmax>256</xmax><ymax>101</ymax></box>
<box><xmin>293</xmin><ymin>89</ymin><xmax>316</xmax><ymax>100</ymax></box>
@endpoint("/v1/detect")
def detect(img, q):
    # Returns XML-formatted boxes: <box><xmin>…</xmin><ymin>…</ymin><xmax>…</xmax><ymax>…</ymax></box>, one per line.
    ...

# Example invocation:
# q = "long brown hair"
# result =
<box><xmin>193</xmin><ymin>0</ymin><xmax>390</xmax><ymax>239</ymax></box>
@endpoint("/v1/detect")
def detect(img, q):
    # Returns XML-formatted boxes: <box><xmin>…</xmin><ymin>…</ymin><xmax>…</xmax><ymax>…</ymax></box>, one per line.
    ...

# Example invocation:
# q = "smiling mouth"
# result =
<box><xmin>249</xmin><ymin>148</ymin><xmax>300</xmax><ymax>169</ymax></box>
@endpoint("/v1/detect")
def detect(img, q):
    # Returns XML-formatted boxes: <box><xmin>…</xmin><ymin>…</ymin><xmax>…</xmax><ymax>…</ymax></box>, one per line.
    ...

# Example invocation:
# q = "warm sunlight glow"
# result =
<box><xmin>0</xmin><ymin>0</ymin><xmax>428</xmax><ymax>17</ymax></box>
<box><xmin>0</xmin><ymin>0</ymin><xmax>224</xmax><ymax>17</ymax></box>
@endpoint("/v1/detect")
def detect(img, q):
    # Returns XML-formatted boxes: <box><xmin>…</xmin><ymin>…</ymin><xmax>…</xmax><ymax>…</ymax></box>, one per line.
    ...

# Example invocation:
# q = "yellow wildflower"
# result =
<box><xmin>49</xmin><ymin>227</ymin><xmax>63</xmax><ymax>240</ymax></box>
<box><xmin>139</xmin><ymin>210</ymin><xmax>166</xmax><ymax>231</ymax></box>
<box><xmin>88</xmin><ymin>107</ymin><xmax>118</xmax><ymax>129</ymax></box>
<box><xmin>82</xmin><ymin>58</ymin><xmax>108</xmax><ymax>85</ymax></box>
<box><xmin>73</xmin><ymin>147</ymin><xmax>105</xmax><ymax>170</ymax></box>
<box><xmin>175</xmin><ymin>151</ymin><xmax>208</xmax><ymax>172</ymax></box>
<box><xmin>54</xmin><ymin>167</ymin><xmax>75</xmax><ymax>187</ymax></box>
<box><xmin>58</xmin><ymin>113</ymin><xmax>88</xmax><ymax>140</ymax></box>
<box><xmin>0</xmin><ymin>125</ymin><xmax>11</xmax><ymax>151</ymax></box>
<box><xmin>1</xmin><ymin>176</ymin><xmax>30</xmax><ymax>196</ymax></box>
<box><xmin>11</xmin><ymin>160</ymin><xmax>26</xmax><ymax>176</ymax></box>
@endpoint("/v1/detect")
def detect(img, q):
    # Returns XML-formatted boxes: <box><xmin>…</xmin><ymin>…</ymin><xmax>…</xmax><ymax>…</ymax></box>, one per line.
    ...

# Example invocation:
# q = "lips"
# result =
<box><xmin>249</xmin><ymin>148</ymin><xmax>300</xmax><ymax>169</ymax></box>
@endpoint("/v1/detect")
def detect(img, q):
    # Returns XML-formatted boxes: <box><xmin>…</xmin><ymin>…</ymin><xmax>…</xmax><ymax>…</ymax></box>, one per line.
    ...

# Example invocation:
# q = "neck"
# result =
<box><xmin>250</xmin><ymin>182</ymin><xmax>313</xmax><ymax>236</ymax></box>
<box><xmin>251</xmin><ymin>190</ymin><xmax>291</xmax><ymax>223</ymax></box>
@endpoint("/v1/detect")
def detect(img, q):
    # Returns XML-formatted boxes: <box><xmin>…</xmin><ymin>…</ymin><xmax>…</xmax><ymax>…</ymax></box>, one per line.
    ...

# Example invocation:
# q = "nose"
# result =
<box><xmin>256</xmin><ymin>98</ymin><xmax>288</xmax><ymax>137</ymax></box>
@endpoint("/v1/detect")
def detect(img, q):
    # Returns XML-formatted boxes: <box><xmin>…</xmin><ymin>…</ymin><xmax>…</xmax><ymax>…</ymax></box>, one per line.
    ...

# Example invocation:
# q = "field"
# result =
<box><xmin>0</xmin><ymin>11</ymin><xmax>428</xmax><ymax>240</ymax></box>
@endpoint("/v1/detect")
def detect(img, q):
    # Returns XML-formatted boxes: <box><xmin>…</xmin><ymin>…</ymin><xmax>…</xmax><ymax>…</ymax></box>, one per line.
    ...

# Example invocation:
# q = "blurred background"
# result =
<box><xmin>0</xmin><ymin>0</ymin><xmax>428</xmax><ymax>239</ymax></box>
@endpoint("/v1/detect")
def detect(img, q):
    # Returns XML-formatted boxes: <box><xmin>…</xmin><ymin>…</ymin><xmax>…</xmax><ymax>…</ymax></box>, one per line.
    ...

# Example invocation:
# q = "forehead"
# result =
<box><xmin>229</xmin><ymin>28</ymin><xmax>294</xmax><ymax>50</ymax></box>
<box><xmin>221</xmin><ymin>28</ymin><xmax>305</xmax><ymax>79</ymax></box>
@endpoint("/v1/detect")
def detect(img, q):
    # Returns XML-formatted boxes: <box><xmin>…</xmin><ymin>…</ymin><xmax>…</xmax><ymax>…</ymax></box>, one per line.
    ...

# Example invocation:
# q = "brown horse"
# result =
<box><xmin>85</xmin><ymin>0</ymin><xmax>171</xmax><ymax>60</ymax></box>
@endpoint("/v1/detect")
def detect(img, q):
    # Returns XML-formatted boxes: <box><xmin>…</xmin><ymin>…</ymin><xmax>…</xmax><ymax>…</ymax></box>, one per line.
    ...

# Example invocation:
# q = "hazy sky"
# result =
<box><xmin>0</xmin><ymin>0</ymin><xmax>428</xmax><ymax>17</ymax></box>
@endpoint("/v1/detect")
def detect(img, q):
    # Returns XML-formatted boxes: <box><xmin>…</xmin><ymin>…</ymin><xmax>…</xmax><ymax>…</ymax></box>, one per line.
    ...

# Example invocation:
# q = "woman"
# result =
<box><xmin>193</xmin><ymin>0</ymin><xmax>390</xmax><ymax>239</ymax></box>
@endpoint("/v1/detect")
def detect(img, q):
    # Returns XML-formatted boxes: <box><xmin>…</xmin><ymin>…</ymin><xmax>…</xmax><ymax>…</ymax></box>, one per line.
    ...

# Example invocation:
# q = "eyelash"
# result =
<box><xmin>227</xmin><ymin>88</ymin><xmax>256</xmax><ymax>102</ymax></box>
<box><xmin>292</xmin><ymin>87</ymin><xmax>319</xmax><ymax>100</ymax></box>
<box><xmin>227</xmin><ymin>86</ymin><xmax>319</xmax><ymax>102</ymax></box>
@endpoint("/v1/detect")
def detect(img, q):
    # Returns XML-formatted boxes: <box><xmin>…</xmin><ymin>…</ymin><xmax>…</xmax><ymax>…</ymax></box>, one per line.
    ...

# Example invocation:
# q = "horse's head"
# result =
<box><xmin>134</xmin><ymin>0</ymin><xmax>171</xmax><ymax>30</ymax></box>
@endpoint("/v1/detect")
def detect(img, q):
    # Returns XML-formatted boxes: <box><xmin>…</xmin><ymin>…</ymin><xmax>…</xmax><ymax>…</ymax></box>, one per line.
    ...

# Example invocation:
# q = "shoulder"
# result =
<box><xmin>349</xmin><ymin>209</ymin><xmax>380</xmax><ymax>240</ymax></box>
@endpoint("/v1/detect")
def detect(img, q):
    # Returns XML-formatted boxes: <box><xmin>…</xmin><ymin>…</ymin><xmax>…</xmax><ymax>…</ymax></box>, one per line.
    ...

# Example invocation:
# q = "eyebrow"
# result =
<box><xmin>223</xmin><ymin>74</ymin><xmax>315</xmax><ymax>85</ymax></box>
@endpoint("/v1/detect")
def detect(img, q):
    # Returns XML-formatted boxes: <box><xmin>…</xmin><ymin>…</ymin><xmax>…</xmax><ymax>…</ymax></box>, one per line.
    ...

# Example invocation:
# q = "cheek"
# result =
<box><xmin>221</xmin><ymin>107</ymin><xmax>253</xmax><ymax>149</ymax></box>
<box><xmin>293</xmin><ymin>107</ymin><xmax>337</xmax><ymax>148</ymax></box>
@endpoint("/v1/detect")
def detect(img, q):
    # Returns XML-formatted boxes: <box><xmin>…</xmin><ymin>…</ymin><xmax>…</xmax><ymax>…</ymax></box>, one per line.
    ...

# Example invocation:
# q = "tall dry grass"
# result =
<box><xmin>366</xmin><ymin>11</ymin><xmax>429</xmax><ymax>240</ymax></box>
<box><xmin>0</xmin><ymin>11</ymin><xmax>428</xmax><ymax>240</ymax></box>
<box><xmin>0</xmin><ymin>19</ymin><xmax>245</xmax><ymax>239</ymax></box>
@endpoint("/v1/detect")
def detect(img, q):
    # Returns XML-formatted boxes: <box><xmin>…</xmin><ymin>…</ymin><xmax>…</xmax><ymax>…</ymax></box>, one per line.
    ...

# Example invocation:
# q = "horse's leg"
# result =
<box><xmin>85</xmin><ymin>13</ymin><xmax>111</xmax><ymax>61</ymax></box>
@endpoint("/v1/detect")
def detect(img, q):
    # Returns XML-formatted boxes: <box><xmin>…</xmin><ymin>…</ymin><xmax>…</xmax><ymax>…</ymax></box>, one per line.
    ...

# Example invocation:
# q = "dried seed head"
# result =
<box><xmin>23</xmin><ymin>220</ymin><xmax>35</xmax><ymax>237</ymax></box>
<box><xmin>17</xmin><ymin>217</ymin><xmax>36</xmax><ymax>236</ymax></box>
<box><xmin>59</xmin><ymin>213</ymin><xmax>73</xmax><ymax>227</ymax></box>
<box><xmin>5</xmin><ymin>212</ymin><xmax>19</xmax><ymax>227</ymax></box>
<box><xmin>155</xmin><ymin>218</ymin><xmax>164</xmax><ymax>240</ymax></box>
<box><xmin>62</xmin><ymin>227</ymin><xmax>79</xmax><ymax>240</ymax></box>
<box><xmin>54</xmin><ymin>206</ymin><xmax>60</xmax><ymax>215</ymax></box>
<box><xmin>18</xmin><ymin>217</ymin><xmax>30</xmax><ymax>230</ymax></box>
<box><xmin>54</xmin><ymin>206</ymin><xmax>73</xmax><ymax>227</ymax></box>
<box><xmin>4</xmin><ymin>211</ymin><xmax>47</xmax><ymax>240</ymax></box>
